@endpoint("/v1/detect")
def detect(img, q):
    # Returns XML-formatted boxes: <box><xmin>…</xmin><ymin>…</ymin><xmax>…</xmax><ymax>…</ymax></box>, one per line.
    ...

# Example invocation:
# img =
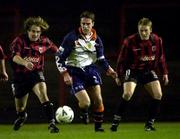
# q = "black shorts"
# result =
<box><xmin>11</xmin><ymin>71</ymin><xmax>45</xmax><ymax>98</ymax></box>
<box><xmin>124</xmin><ymin>69</ymin><xmax>159</xmax><ymax>84</ymax></box>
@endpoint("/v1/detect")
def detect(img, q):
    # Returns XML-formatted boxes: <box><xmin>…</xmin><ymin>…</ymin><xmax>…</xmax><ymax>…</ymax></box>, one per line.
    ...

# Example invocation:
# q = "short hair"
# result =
<box><xmin>24</xmin><ymin>16</ymin><xmax>49</xmax><ymax>32</ymax></box>
<box><xmin>80</xmin><ymin>11</ymin><xmax>95</xmax><ymax>22</ymax></box>
<box><xmin>138</xmin><ymin>17</ymin><xmax>152</xmax><ymax>28</ymax></box>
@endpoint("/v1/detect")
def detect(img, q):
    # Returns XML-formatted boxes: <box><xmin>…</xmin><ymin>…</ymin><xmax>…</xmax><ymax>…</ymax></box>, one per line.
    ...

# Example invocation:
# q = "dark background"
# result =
<box><xmin>0</xmin><ymin>0</ymin><xmax>179</xmax><ymax>123</ymax></box>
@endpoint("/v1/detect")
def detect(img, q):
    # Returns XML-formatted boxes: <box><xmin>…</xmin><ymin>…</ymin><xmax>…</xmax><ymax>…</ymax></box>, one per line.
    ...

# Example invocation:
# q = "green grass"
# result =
<box><xmin>1</xmin><ymin>122</ymin><xmax>180</xmax><ymax>139</ymax></box>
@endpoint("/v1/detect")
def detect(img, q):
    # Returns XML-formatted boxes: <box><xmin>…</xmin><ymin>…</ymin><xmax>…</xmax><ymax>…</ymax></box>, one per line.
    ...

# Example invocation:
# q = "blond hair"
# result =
<box><xmin>138</xmin><ymin>17</ymin><xmax>152</xmax><ymax>29</ymax></box>
<box><xmin>24</xmin><ymin>16</ymin><xmax>49</xmax><ymax>32</ymax></box>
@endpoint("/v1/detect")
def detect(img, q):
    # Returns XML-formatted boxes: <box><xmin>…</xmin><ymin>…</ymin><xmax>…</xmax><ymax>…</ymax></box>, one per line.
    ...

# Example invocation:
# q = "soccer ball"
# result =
<box><xmin>55</xmin><ymin>105</ymin><xmax>74</xmax><ymax>123</ymax></box>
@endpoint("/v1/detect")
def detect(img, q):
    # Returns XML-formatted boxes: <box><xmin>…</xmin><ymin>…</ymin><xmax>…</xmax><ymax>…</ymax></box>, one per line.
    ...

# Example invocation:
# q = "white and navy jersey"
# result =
<box><xmin>56</xmin><ymin>28</ymin><xmax>109</xmax><ymax>73</ymax></box>
<box><xmin>66</xmin><ymin>37</ymin><xmax>97</xmax><ymax>67</ymax></box>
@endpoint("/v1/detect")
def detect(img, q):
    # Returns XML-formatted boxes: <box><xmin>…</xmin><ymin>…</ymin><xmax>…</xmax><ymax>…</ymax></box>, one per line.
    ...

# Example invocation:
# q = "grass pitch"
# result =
<box><xmin>1</xmin><ymin>122</ymin><xmax>180</xmax><ymax>139</ymax></box>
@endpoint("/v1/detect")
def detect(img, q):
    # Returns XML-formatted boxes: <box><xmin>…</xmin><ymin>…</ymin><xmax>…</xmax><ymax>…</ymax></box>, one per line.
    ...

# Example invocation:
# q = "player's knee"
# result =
<box><xmin>37</xmin><ymin>92</ymin><xmax>49</xmax><ymax>103</ymax></box>
<box><xmin>17</xmin><ymin>106</ymin><xmax>26</xmax><ymax>112</ymax></box>
<box><xmin>79</xmin><ymin>100</ymin><xmax>91</xmax><ymax>108</ymax></box>
<box><xmin>122</xmin><ymin>92</ymin><xmax>132</xmax><ymax>101</ymax></box>
<box><xmin>153</xmin><ymin>93</ymin><xmax>162</xmax><ymax>100</ymax></box>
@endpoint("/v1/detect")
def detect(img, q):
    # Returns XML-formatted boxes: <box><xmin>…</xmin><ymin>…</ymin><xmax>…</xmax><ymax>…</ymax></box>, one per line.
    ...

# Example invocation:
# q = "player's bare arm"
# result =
<box><xmin>106</xmin><ymin>66</ymin><xmax>118</xmax><ymax>79</ymax></box>
<box><xmin>0</xmin><ymin>59</ymin><xmax>8</xmax><ymax>81</ymax></box>
<box><xmin>13</xmin><ymin>55</ymin><xmax>34</xmax><ymax>70</ymax></box>
<box><xmin>61</xmin><ymin>71</ymin><xmax>72</xmax><ymax>85</ymax></box>
<box><xmin>163</xmin><ymin>74</ymin><xmax>169</xmax><ymax>86</ymax></box>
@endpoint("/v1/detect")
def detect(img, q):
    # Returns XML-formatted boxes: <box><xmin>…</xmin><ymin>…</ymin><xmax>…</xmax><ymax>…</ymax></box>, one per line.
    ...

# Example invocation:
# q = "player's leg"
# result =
<box><xmin>33</xmin><ymin>82</ymin><xmax>59</xmax><ymax>133</ymax></box>
<box><xmin>144</xmin><ymin>80</ymin><xmax>162</xmax><ymax>131</ymax></box>
<box><xmin>88</xmin><ymin>85</ymin><xmax>104</xmax><ymax>132</ymax></box>
<box><xmin>70</xmin><ymin>69</ymin><xmax>91</xmax><ymax>124</ymax></box>
<box><xmin>110</xmin><ymin>81</ymin><xmax>137</xmax><ymax>131</ymax></box>
<box><xmin>12</xmin><ymin>82</ymin><xmax>29</xmax><ymax>131</ymax></box>
<box><xmin>13</xmin><ymin>94</ymin><xmax>28</xmax><ymax>131</ymax></box>
<box><xmin>75</xmin><ymin>90</ymin><xmax>91</xmax><ymax>124</ymax></box>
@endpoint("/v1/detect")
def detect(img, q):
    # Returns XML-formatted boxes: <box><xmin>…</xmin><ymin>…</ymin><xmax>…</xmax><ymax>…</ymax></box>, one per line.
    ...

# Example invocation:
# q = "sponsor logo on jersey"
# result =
<box><xmin>39</xmin><ymin>47</ymin><xmax>44</xmax><ymax>53</ymax></box>
<box><xmin>140</xmin><ymin>55</ymin><xmax>155</xmax><ymax>61</ymax></box>
<box><xmin>24</xmin><ymin>56</ymin><xmax>40</xmax><ymax>63</ymax></box>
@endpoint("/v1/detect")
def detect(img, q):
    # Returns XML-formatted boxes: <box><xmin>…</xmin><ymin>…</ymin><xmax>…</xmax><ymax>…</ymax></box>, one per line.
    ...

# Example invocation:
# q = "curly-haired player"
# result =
<box><xmin>10</xmin><ymin>16</ymin><xmax>59</xmax><ymax>133</ymax></box>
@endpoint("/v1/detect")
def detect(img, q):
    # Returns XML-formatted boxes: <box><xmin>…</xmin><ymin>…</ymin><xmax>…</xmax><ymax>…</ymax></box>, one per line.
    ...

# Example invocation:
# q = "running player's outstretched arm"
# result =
<box><xmin>95</xmin><ymin>36</ymin><xmax>117</xmax><ymax>79</ymax></box>
<box><xmin>55</xmin><ymin>34</ymin><xmax>73</xmax><ymax>85</ymax></box>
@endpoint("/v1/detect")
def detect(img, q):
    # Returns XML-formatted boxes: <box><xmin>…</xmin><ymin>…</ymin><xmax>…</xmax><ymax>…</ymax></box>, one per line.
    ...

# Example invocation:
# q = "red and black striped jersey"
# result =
<box><xmin>0</xmin><ymin>45</ymin><xmax>5</xmax><ymax>60</ymax></box>
<box><xmin>117</xmin><ymin>33</ymin><xmax>168</xmax><ymax>76</ymax></box>
<box><xmin>10</xmin><ymin>34</ymin><xmax>58</xmax><ymax>73</ymax></box>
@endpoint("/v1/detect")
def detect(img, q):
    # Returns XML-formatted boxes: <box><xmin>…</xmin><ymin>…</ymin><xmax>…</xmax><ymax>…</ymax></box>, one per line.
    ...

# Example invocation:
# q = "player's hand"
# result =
<box><xmin>163</xmin><ymin>74</ymin><xmax>169</xmax><ymax>86</ymax></box>
<box><xmin>0</xmin><ymin>72</ymin><xmax>8</xmax><ymax>81</ymax></box>
<box><xmin>62</xmin><ymin>71</ymin><xmax>72</xmax><ymax>85</ymax></box>
<box><xmin>106</xmin><ymin>66</ymin><xmax>118</xmax><ymax>79</ymax></box>
<box><xmin>25</xmin><ymin>62</ymin><xmax>34</xmax><ymax>70</ymax></box>
<box><xmin>115</xmin><ymin>77</ymin><xmax>121</xmax><ymax>86</ymax></box>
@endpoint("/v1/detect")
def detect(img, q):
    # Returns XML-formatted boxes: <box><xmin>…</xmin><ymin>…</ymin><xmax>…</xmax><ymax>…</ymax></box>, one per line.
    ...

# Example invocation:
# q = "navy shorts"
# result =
<box><xmin>11</xmin><ymin>71</ymin><xmax>45</xmax><ymax>98</ymax></box>
<box><xmin>67</xmin><ymin>65</ymin><xmax>102</xmax><ymax>94</ymax></box>
<box><xmin>124</xmin><ymin>69</ymin><xmax>159</xmax><ymax>84</ymax></box>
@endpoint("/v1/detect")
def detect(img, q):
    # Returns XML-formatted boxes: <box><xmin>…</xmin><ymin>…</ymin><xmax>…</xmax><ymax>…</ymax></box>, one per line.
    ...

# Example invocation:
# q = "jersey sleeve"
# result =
<box><xmin>10</xmin><ymin>37</ymin><xmax>23</xmax><ymax>56</ymax></box>
<box><xmin>46</xmin><ymin>37</ymin><xmax>59</xmax><ymax>53</ymax></box>
<box><xmin>55</xmin><ymin>33</ymin><xmax>73</xmax><ymax>73</ymax></box>
<box><xmin>116</xmin><ymin>39</ymin><xmax>129</xmax><ymax>76</ymax></box>
<box><xmin>95</xmin><ymin>36</ymin><xmax>110</xmax><ymax>71</ymax></box>
<box><xmin>158</xmin><ymin>38</ymin><xmax>168</xmax><ymax>74</ymax></box>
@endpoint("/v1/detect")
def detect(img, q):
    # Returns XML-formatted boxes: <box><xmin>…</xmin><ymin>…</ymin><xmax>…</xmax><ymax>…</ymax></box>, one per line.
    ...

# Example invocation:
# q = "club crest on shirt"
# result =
<box><xmin>39</xmin><ymin>47</ymin><xmax>43</xmax><ymax>53</ymax></box>
<box><xmin>152</xmin><ymin>45</ymin><xmax>156</xmax><ymax>52</ymax></box>
<box><xmin>77</xmin><ymin>39</ymin><xmax>96</xmax><ymax>52</ymax></box>
<box><xmin>75</xmin><ymin>40</ymin><xmax>80</xmax><ymax>47</ymax></box>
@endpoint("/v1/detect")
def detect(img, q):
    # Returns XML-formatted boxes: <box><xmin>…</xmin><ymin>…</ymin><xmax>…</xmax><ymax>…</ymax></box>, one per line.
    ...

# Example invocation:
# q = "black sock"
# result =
<box><xmin>116</xmin><ymin>97</ymin><xmax>129</xmax><ymax>117</ymax></box>
<box><xmin>17</xmin><ymin>111</ymin><xmax>26</xmax><ymax>117</ymax></box>
<box><xmin>112</xmin><ymin>97</ymin><xmax>129</xmax><ymax>125</ymax></box>
<box><xmin>94</xmin><ymin>112</ymin><xmax>103</xmax><ymax>129</ymax></box>
<box><xmin>80</xmin><ymin>107</ymin><xmax>89</xmax><ymax>116</ymax></box>
<box><xmin>147</xmin><ymin>99</ymin><xmax>161</xmax><ymax>124</ymax></box>
<box><xmin>42</xmin><ymin>101</ymin><xmax>55</xmax><ymax>123</ymax></box>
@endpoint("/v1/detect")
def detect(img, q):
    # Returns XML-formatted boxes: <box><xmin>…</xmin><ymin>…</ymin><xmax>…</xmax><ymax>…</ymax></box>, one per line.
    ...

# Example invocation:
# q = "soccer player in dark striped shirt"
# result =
<box><xmin>110</xmin><ymin>17</ymin><xmax>169</xmax><ymax>132</ymax></box>
<box><xmin>0</xmin><ymin>45</ymin><xmax>8</xmax><ymax>81</ymax></box>
<box><xmin>10</xmin><ymin>16</ymin><xmax>59</xmax><ymax>133</ymax></box>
